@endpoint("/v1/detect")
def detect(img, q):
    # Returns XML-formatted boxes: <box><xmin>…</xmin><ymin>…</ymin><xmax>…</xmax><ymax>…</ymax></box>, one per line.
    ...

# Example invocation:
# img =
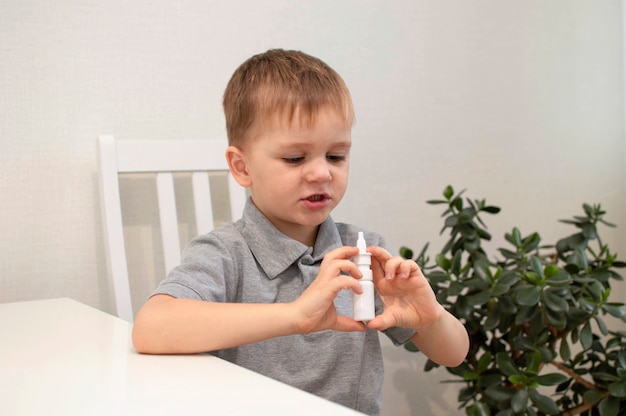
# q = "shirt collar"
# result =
<box><xmin>239</xmin><ymin>198</ymin><xmax>343</xmax><ymax>279</ymax></box>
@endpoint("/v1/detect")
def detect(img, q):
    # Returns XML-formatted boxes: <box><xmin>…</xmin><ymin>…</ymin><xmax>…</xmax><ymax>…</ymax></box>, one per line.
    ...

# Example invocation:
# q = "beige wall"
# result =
<box><xmin>1</xmin><ymin>1</ymin><xmax>624</xmax><ymax>415</ymax></box>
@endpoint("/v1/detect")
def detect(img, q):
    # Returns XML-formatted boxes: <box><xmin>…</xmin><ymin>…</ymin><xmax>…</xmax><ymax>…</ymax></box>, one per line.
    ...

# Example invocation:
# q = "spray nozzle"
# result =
<box><xmin>357</xmin><ymin>231</ymin><xmax>367</xmax><ymax>254</ymax></box>
<box><xmin>355</xmin><ymin>232</ymin><xmax>371</xmax><ymax>268</ymax></box>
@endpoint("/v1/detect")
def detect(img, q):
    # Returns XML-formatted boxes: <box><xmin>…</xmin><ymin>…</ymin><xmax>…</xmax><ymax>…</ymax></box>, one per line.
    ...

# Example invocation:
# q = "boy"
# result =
<box><xmin>132</xmin><ymin>49</ymin><xmax>469</xmax><ymax>415</ymax></box>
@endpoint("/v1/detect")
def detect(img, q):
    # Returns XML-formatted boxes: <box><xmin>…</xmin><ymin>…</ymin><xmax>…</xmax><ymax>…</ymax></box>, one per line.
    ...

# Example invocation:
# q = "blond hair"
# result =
<box><xmin>223</xmin><ymin>49</ymin><xmax>355</xmax><ymax>147</ymax></box>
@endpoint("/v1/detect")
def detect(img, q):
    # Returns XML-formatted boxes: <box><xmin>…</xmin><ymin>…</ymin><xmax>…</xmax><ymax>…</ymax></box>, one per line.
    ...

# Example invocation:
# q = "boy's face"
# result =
<box><xmin>241</xmin><ymin>106</ymin><xmax>351</xmax><ymax>245</ymax></box>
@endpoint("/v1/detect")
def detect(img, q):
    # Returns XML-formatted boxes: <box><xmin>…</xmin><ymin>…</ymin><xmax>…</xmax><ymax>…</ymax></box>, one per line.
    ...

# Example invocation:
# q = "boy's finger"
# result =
<box><xmin>325</xmin><ymin>259</ymin><xmax>361</xmax><ymax>281</ymax></box>
<box><xmin>384</xmin><ymin>257</ymin><xmax>405</xmax><ymax>279</ymax></box>
<box><xmin>366</xmin><ymin>313</ymin><xmax>394</xmax><ymax>331</ymax></box>
<box><xmin>333</xmin><ymin>274</ymin><xmax>363</xmax><ymax>293</ymax></box>
<box><xmin>333</xmin><ymin>316</ymin><xmax>366</xmax><ymax>333</ymax></box>
<box><xmin>326</xmin><ymin>245</ymin><xmax>360</xmax><ymax>260</ymax></box>
<box><xmin>367</xmin><ymin>246</ymin><xmax>393</xmax><ymax>260</ymax></box>
<box><xmin>366</xmin><ymin>246</ymin><xmax>390</xmax><ymax>279</ymax></box>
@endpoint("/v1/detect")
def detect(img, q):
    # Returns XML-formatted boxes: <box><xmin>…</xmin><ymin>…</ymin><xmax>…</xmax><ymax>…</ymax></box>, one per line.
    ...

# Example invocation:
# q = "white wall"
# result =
<box><xmin>1</xmin><ymin>1</ymin><xmax>624</xmax><ymax>415</ymax></box>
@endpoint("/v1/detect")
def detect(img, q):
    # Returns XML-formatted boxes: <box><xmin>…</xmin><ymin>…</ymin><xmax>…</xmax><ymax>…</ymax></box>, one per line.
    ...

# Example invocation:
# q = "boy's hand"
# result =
<box><xmin>290</xmin><ymin>246</ymin><xmax>366</xmax><ymax>334</ymax></box>
<box><xmin>366</xmin><ymin>246</ymin><xmax>444</xmax><ymax>332</ymax></box>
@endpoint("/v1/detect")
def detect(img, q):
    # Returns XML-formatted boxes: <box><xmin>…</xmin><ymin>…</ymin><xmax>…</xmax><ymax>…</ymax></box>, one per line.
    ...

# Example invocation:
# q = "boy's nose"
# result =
<box><xmin>303</xmin><ymin>158</ymin><xmax>332</xmax><ymax>182</ymax></box>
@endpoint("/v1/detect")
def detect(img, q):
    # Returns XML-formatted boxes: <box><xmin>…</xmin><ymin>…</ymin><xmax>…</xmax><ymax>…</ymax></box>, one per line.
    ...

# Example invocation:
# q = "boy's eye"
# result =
<box><xmin>282</xmin><ymin>154</ymin><xmax>347</xmax><ymax>164</ymax></box>
<box><xmin>327</xmin><ymin>154</ymin><xmax>347</xmax><ymax>162</ymax></box>
<box><xmin>283</xmin><ymin>156</ymin><xmax>305</xmax><ymax>164</ymax></box>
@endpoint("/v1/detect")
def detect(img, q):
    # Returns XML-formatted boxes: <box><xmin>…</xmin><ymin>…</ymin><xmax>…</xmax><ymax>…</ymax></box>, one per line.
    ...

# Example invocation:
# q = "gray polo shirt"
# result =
<box><xmin>153</xmin><ymin>199</ymin><xmax>415</xmax><ymax>415</ymax></box>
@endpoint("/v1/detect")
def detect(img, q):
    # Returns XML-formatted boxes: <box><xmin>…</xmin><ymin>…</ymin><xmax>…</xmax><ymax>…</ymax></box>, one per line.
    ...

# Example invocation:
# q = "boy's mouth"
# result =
<box><xmin>301</xmin><ymin>193</ymin><xmax>331</xmax><ymax>210</ymax></box>
<box><xmin>307</xmin><ymin>194</ymin><xmax>326</xmax><ymax>202</ymax></box>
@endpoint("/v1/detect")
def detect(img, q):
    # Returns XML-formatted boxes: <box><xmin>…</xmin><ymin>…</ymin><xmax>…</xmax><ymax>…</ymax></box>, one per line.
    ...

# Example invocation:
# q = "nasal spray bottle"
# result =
<box><xmin>353</xmin><ymin>232</ymin><xmax>375</xmax><ymax>323</ymax></box>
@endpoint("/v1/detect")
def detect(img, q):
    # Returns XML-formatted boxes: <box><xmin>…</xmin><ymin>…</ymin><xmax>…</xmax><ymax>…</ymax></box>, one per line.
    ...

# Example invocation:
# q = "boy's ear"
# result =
<box><xmin>225</xmin><ymin>145</ymin><xmax>252</xmax><ymax>187</ymax></box>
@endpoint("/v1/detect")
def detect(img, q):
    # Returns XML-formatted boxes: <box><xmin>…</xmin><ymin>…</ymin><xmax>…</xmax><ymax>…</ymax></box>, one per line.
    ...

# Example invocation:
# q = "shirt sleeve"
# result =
<box><xmin>382</xmin><ymin>326</ymin><xmax>416</xmax><ymax>346</ymax></box>
<box><xmin>151</xmin><ymin>232</ymin><xmax>237</xmax><ymax>302</ymax></box>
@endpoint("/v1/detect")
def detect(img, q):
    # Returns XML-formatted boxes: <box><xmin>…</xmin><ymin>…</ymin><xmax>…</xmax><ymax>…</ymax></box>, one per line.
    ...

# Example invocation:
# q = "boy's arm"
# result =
<box><xmin>408</xmin><ymin>305</ymin><xmax>469</xmax><ymax>368</ymax></box>
<box><xmin>132</xmin><ymin>246</ymin><xmax>365</xmax><ymax>354</ymax></box>
<box><xmin>132</xmin><ymin>295</ymin><xmax>296</xmax><ymax>354</ymax></box>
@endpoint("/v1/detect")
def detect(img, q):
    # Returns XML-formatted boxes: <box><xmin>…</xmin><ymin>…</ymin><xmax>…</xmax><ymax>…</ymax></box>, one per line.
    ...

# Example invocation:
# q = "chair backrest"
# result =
<box><xmin>97</xmin><ymin>135</ymin><xmax>246</xmax><ymax>322</ymax></box>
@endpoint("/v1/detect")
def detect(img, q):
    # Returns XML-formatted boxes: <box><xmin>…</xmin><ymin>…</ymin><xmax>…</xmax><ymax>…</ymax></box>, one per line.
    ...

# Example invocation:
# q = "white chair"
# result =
<box><xmin>97</xmin><ymin>135</ymin><xmax>247</xmax><ymax>322</ymax></box>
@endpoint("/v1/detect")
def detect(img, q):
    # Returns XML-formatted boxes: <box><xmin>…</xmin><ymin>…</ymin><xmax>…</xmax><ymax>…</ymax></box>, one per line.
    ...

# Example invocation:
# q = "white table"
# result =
<box><xmin>0</xmin><ymin>298</ymin><xmax>363</xmax><ymax>415</ymax></box>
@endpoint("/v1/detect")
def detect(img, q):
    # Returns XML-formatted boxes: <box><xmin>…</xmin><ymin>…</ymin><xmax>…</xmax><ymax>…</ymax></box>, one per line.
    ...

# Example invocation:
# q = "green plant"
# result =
<box><xmin>400</xmin><ymin>185</ymin><xmax>626</xmax><ymax>416</ymax></box>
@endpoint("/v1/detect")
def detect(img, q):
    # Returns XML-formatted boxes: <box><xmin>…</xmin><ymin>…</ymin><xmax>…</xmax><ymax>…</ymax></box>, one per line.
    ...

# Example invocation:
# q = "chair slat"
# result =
<box><xmin>228</xmin><ymin>173</ymin><xmax>246</xmax><ymax>221</ymax></box>
<box><xmin>156</xmin><ymin>172</ymin><xmax>181</xmax><ymax>273</ymax></box>
<box><xmin>192</xmin><ymin>171</ymin><xmax>214</xmax><ymax>235</ymax></box>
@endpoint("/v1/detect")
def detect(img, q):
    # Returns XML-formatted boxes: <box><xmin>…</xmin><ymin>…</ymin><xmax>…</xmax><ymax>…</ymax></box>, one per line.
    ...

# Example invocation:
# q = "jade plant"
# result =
<box><xmin>400</xmin><ymin>185</ymin><xmax>626</xmax><ymax>416</ymax></box>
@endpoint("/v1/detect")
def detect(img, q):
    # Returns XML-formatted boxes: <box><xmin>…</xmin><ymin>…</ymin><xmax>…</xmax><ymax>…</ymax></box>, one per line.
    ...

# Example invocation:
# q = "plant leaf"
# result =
<box><xmin>580</xmin><ymin>321</ymin><xmax>593</xmax><ymax>350</ymax></box>
<box><xmin>511</xmin><ymin>388</ymin><xmax>528</xmax><ymax>413</ymax></box>
<box><xmin>598</xmin><ymin>395</ymin><xmax>620</xmax><ymax>416</ymax></box>
<box><xmin>595</xmin><ymin>316</ymin><xmax>608</xmax><ymax>336</ymax></box>
<box><xmin>603</xmin><ymin>303</ymin><xmax>626</xmax><ymax>318</ymax></box>
<box><xmin>545</xmin><ymin>307</ymin><xmax>567</xmax><ymax>330</ymax></box>
<box><xmin>435</xmin><ymin>253</ymin><xmax>451</xmax><ymax>271</ymax></box>
<box><xmin>583</xmin><ymin>389</ymin><xmax>605</xmax><ymax>405</ymax></box>
<box><xmin>452</xmin><ymin>196</ymin><xmax>463</xmax><ymax>211</ymax></box>
<box><xmin>490</xmin><ymin>283</ymin><xmax>510</xmax><ymax>297</ymax></box>
<box><xmin>531</xmin><ymin>256</ymin><xmax>544</xmax><ymax>278</ymax></box>
<box><xmin>516</xmin><ymin>286</ymin><xmax>542</xmax><ymax>306</ymax></box>
<box><xmin>608</xmin><ymin>380</ymin><xmax>626</xmax><ymax>398</ymax></box>
<box><xmin>484</xmin><ymin>305</ymin><xmax>501</xmax><ymax>330</ymax></box>
<box><xmin>593</xmin><ymin>372</ymin><xmax>620</xmax><ymax>382</ymax></box>
<box><xmin>618</xmin><ymin>351</ymin><xmax>626</xmax><ymax>369</ymax></box>
<box><xmin>448</xmin><ymin>281</ymin><xmax>464</xmax><ymax>296</ymax></box>
<box><xmin>528</xmin><ymin>389</ymin><xmax>560</xmax><ymax>415</ymax></box>
<box><xmin>515</xmin><ymin>305</ymin><xmax>537</xmax><ymax>325</ymax></box>
<box><xmin>499</xmin><ymin>248</ymin><xmax>519</xmax><ymax>259</ymax></box>
<box><xmin>560</xmin><ymin>338</ymin><xmax>571</xmax><ymax>361</ymax></box>
<box><xmin>484</xmin><ymin>385</ymin><xmax>514</xmax><ymax>401</ymax></box>
<box><xmin>404</xmin><ymin>341</ymin><xmax>419</xmax><ymax>352</ymax></box>
<box><xmin>536</xmin><ymin>373</ymin><xmax>569</xmax><ymax>386</ymax></box>
<box><xmin>582</xmin><ymin>223</ymin><xmax>598</xmax><ymax>239</ymax></box>
<box><xmin>482</xmin><ymin>206</ymin><xmax>500</xmax><ymax>214</ymax></box>
<box><xmin>546</xmin><ymin>269</ymin><xmax>571</xmax><ymax>285</ymax></box>
<box><xmin>451</xmin><ymin>250</ymin><xmax>463</xmax><ymax>275</ymax></box>
<box><xmin>526</xmin><ymin>351</ymin><xmax>542</xmax><ymax>374</ymax></box>
<box><xmin>467</xmin><ymin>402</ymin><xmax>490</xmax><ymax>416</ymax></box>
<box><xmin>543</xmin><ymin>290</ymin><xmax>569</xmax><ymax>312</ymax></box>
<box><xmin>465</xmin><ymin>290</ymin><xmax>491</xmax><ymax>306</ymax></box>
<box><xmin>426</xmin><ymin>199</ymin><xmax>448</xmax><ymax>205</ymax></box>
<box><xmin>512</xmin><ymin>227</ymin><xmax>522</xmax><ymax>246</ymax></box>
<box><xmin>399</xmin><ymin>246</ymin><xmax>414</xmax><ymax>260</ymax></box>
<box><xmin>587</xmin><ymin>281</ymin><xmax>604</xmax><ymax>302</ymax></box>
<box><xmin>497</xmin><ymin>352</ymin><xmax>521</xmax><ymax>377</ymax></box>
<box><xmin>476</xmin><ymin>351</ymin><xmax>493</xmax><ymax>373</ymax></box>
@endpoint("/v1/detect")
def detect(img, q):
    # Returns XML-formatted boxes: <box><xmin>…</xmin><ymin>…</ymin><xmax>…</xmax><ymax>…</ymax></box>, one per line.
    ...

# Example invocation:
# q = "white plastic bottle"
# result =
<box><xmin>353</xmin><ymin>232</ymin><xmax>375</xmax><ymax>323</ymax></box>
